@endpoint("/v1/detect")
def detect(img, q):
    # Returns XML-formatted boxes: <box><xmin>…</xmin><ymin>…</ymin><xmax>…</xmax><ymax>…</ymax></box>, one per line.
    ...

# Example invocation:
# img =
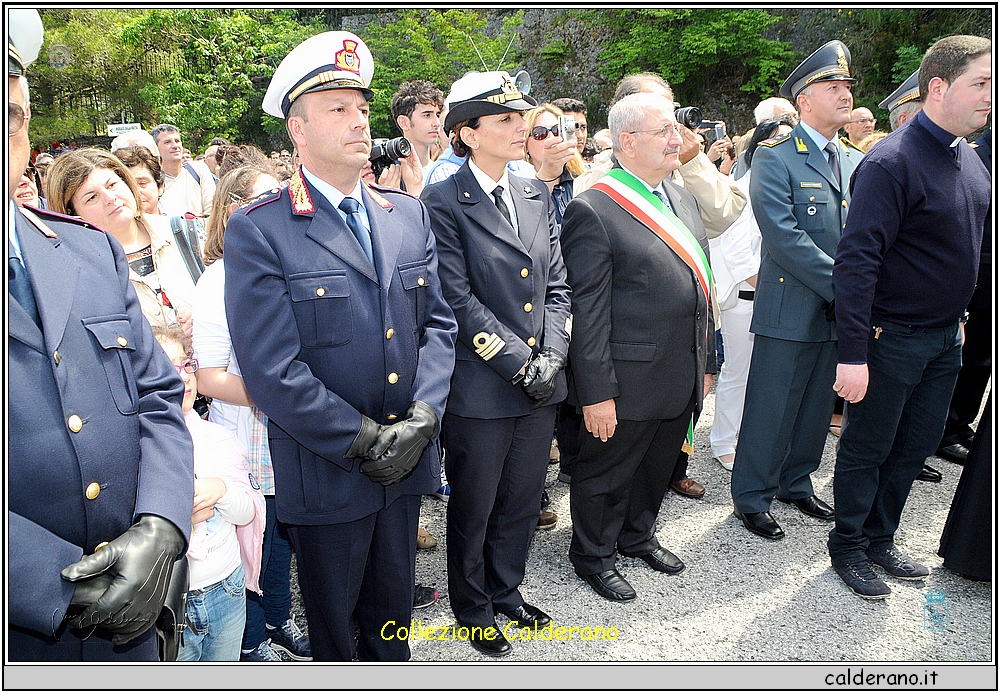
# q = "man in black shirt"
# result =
<box><xmin>830</xmin><ymin>35</ymin><xmax>991</xmax><ymax>600</ymax></box>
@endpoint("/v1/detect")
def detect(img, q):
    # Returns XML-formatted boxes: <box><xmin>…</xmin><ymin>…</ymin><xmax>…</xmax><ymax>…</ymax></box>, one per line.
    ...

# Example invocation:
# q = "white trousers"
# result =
<box><xmin>710</xmin><ymin>297</ymin><xmax>755</xmax><ymax>457</ymax></box>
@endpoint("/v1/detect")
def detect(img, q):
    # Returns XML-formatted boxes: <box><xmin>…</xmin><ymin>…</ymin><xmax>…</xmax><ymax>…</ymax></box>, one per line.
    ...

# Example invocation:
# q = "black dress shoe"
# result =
<box><xmin>499</xmin><ymin>602</ymin><xmax>551</xmax><ymax>628</ymax></box>
<box><xmin>624</xmin><ymin>546</ymin><xmax>685</xmax><ymax>574</ymax></box>
<box><xmin>935</xmin><ymin>443</ymin><xmax>968</xmax><ymax>464</ymax></box>
<box><xmin>916</xmin><ymin>464</ymin><xmax>942</xmax><ymax>483</ymax></box>
<box><xmin>733</xmin><ymin>509</ymin><xmax>784</xmax><ymax>540</ymax></box>
<box><xmin>575</xmin><ymin>568</ymin><xmax>636</xmax><ymax>602</ymax></box>
<box><xmin>776</xmin><ymin>494</ymin><xmax>834</xmax><ymax>521</ymax></box>
<box><xmin>458</xmin><ymin>621</ymin><xmax>512</xmax><ymax>657</ymax></box>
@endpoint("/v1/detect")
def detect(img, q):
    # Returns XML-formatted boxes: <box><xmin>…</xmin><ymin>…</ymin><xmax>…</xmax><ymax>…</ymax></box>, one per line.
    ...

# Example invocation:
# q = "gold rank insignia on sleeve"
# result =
<box><xmin>289</xmin><ymin>168</ymin><xmax>315</xmax><ymax>215</ymax></box>
<box><xmin>565</xmin><ymin>315</ymin><xmax>573</xmax><ymax>336</ymax></box>
<box><xmin>473</xmin><ymin>332</ymin><xmax>506</xmax><ymax>361</ymax></box>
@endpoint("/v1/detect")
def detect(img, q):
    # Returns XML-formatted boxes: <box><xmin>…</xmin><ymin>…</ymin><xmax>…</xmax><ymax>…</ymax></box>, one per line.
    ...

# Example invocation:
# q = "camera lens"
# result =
<box><xmin>675</xmin><ymin>106</ymin><xmax>702</xmax><ymax>130</ymax></box>
<box><xmin>383</xmin><ymin>137</ymin><xmax>411</xmax><ymax>161</ymax></box>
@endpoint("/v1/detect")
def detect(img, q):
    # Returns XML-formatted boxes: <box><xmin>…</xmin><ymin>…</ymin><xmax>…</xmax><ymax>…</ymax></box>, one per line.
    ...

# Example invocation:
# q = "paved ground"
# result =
<box><xmin>290</xmin><ymin>386</ymin><xmax>992</xmax><ymax>663</ymax></box>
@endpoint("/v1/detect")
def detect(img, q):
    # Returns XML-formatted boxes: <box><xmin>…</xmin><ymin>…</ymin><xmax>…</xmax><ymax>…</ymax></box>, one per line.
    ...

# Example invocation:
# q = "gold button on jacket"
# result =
<box><xmin>85</xmin><ymin>482</ymin><xmax>101</xmax><ymax>500</ymax></box>
<box><xmin>316</xmin><ymin>287</ymin><xmax>326</xmax><ymax>297</ymax></box>
<box><xmin>526</xmin><ymin>336</ymin><xmax>536</xmax><ymax>347</ymax></box>
<box><xmin>68</xmin><ymin>414</ymin><xmax>83</xmax><ymax>433</ymax></box>
<box><xmin>520</xmin><ymin>268</ymin><xmax>529</xmax><ymax>278</ymax></box>
<box><xmin>387</xmin><ymin>372</ymin><xmax>399</xmax><ymax>384</ymax></box>
<box><xmin>523</xmin><ymin>302</ymin><xmax>533</xmax><ymax>313</ymax></box>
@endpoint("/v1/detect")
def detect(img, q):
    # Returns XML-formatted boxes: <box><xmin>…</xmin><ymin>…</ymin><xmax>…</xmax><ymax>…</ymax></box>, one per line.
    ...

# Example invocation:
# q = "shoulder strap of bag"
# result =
<box><xmin>182</xmin><ymin>161</ymin><xmax>201</xmax><ymax>186</ymax></box>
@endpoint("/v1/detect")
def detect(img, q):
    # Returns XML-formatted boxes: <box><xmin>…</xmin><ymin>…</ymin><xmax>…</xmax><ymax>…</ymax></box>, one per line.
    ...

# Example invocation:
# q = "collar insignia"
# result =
<box><xmin>289</xmin><ymin>167</ymin><xmax>315</xmax><ymax>214</ymax></box>
<box><xmin>795</xmin><ymin>136</ymin><xmax>809</xmax><ymax>152</ymax></box>
<box><xmin>365</xmin><ymin>185</ymin><xmax>393</xmax><ymax>210</ymax></box>
<box><xmin>463</xmin><ymin>191</ymin><xmax>471</xmax><ymax>198</ymax></box>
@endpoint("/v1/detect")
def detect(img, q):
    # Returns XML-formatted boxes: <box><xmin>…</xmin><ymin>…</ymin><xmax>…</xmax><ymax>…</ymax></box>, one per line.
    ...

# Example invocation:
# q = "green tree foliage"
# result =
<box><xmin>359</xmin><ymin>10</ymin><xmax>524</xmax><ymax>138</ymax></box>
<box><xmin>118</xmin><ymin>9</ymin><xmax>319</xmax><ymax>150</ymax></box>
<box><xmin>595</xmin><ymin>9</ymin><xmax>795</xmax><ymax>104</ymax></box>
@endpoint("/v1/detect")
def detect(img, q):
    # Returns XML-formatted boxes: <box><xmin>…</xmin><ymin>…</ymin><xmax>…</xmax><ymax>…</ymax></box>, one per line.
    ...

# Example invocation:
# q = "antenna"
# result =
<box><xmin>463</xmin><ymin>32</ymin><xmax>490</xmax><ymax>71</ymax></box>
<box><xmin>496</xmin><ymin>33</ymin><xmax>517</xmax><ymax>72</ymax></box>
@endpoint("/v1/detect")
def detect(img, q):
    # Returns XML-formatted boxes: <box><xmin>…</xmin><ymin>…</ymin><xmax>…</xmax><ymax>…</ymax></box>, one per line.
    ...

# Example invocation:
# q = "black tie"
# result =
<box><xmin>825</xmin><ymin>142</ymin><xmax>841</xmax><ymax>184</ymax></box>
<box><xmin>492</xmin><ymin>185</ymin><xmax>513</xmax><ymax>230</ymax></box>
<box><xmin>9</xmin><ymin>239</ymin><xmax>40</xmax><ymax>327</ymax></box>
<box><xmin>338</xmin><ymin>197</ymin><xmax>373</xmax><ymax>265</ymax></box>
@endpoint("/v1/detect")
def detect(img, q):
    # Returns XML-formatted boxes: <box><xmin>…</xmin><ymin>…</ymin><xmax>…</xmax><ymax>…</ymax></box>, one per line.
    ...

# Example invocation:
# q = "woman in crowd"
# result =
<box><xmin>420</xmin><ymin>72</ymin><xmax>571</xmax><ymax>657</ymax></box>
<box><xmin>522</xmin><ymin>103</ymin><xmax>584</xmax><ymax>225</ymax></box>
<box><xmin>152</xmin><ymin>325</ymin><xmax>265</xmax><ymax>661</ymax></box>
<box><xmin>13</xmin><ymin>165</ymin><xmax>43</xmax><ymax>209</ymax></box>
<box><xmin>193</xmin><ymin>160</ymin><xmax>312</xmax><ymax>662</ymax></box>
<box><xmin>46</xmin><ymin>148</ymin><xmax>197</xmax><ymax>348</ymax></box>
<box><xmin>114</xmin><ymin>145</ymin><xmax>164</xmax><ymax>215</ymax></box>
<box><xmin>709</xmin><ymin>115</ymin><xmax>795</xmax><ymax>472</ymax></box>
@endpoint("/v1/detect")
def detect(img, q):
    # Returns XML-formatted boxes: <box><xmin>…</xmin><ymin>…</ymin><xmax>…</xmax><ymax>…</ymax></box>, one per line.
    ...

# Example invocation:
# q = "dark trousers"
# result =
<box><xmin>243</xmin><ymin>495</ymin><xmax>293</xmax><ymax>650</ymax></box>
<box><xmin>941</xmin><ymin>274</ymin><xmax>991</xmax><ymax>447</ymax></box>
<box><xmin>8</xmin><ymin>623</ymin><xmax>157</xmax><ymax>662</ymax></box>
<box><xmin>556</xmin><ymin>402</ymin><xmax>582</xmax><ymax>479</ymax></box>
<box><xmin>828</xmin><ymin>321</ymin><xmax>962</xmax><ymax>562</ymax></box>
<box><xmin>287</xmin><ymin>494</ymin><xmax>420</xmax><ymax>661</ymax></box>
<box><xmin>732</xmin><ymin>336</ymin><xmax>838</xmax><ymax>513</ymax></box>
<box><xmin>569</xmin><ymin>401</ymin><xmax>695</xmax><ymax>575</ymax></box>
<box><xmin>445</xmin><ymin>406</ymin><xmax>555</xmax><ymax>627</ymax></box>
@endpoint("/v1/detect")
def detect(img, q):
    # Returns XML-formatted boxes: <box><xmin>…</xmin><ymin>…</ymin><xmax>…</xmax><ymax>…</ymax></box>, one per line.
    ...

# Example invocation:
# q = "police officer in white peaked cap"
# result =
<box><xmin>225</xmin><ymin>30</ymin><xmax>457</xmax><ymax>661</ymax></box>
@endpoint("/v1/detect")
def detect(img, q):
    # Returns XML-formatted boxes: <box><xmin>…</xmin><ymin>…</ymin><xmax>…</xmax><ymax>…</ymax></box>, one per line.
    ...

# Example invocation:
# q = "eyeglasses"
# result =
<box><xmin>9</xmin><ymin>101</ymin><xmax>29</xmax><ymax>136</ymax></box>
<box><xmin>174</xmin><ymin>358</ymin><xmax>199</xmax><ymax>375</ymax></box>
<box><xmin>23</xmin><ymin>165</ymin><xmax>36</xmax><ymax>178</ymax></box>
<box><xmin>629</xmin><ymin>122</ymin><xmax>681</xmax><ymax>139</ymax></box>
<box><xmin>848</xmin><ymin>117</ymin><xmax>876</xmax><ymax>125</ymax></box>
<box><xmin>530</xmin><ymin>124</ymin><xmax>560</xmax><ymax>141</ymax></box>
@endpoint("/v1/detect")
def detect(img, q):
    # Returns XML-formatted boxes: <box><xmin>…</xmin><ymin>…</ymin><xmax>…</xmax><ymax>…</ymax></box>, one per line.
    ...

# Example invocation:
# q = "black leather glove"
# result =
<box><xmin>361</xmin><ymin>401</ymin><xmax>439</xmax><ymax>486</ymax></box>
<box><xmin>823</xmin><ymin>299</ymin><xmax>836</xmax><ymax>322</ymax></box>
<box><xmin>521</xmin><ymin>347</ymin><xmax>567</xmax><ymax>408</ymax></box>
<box><xmin>345</xmin><ymin>415</ymin><xmax>385</xmax><ymax>459</ymax></box>
<box><xmin>67</xmin><ymin>572</ymin><xmax>115</xmax><ymax>615</ymax></box>
<box><xmin>61</xmin><ymin>515</ymin><xmax>185</xmax><ymax>644</ymax></box>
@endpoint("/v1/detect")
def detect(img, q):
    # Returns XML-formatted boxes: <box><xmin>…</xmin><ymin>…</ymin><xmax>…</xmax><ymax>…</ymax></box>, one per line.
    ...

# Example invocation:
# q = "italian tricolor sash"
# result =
<box><xmin>592</xmin><ymin>168</ymin><xmax>712</xmax><ymax>302</ymax></box>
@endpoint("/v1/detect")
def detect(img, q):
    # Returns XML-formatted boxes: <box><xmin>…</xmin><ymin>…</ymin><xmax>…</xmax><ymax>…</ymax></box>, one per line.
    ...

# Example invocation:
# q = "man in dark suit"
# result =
<box><xmin>224</xmin><ymin>31</ymin><xmax>457</xmax><ymax>661</ymax></box>
<box><xmin>8</xmin><ymin>10</ymin><xmax>193</xmax><ymax>661</ymax></box>
<box><xmin>561</xmin><ymin>92</ymin><xmax>713</xmax><ymax>602</ymax></box>
<box><xmin>730</xmin><ymin>41</ymin><xmax>864</xmax><ymax>541</ymax></box>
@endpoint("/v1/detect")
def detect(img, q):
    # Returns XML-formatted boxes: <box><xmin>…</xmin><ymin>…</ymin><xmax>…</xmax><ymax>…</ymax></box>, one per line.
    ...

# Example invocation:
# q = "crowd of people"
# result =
<box><xmin>8</xmin><ymin>8</ymin><xmax>992</xmax><ymax>664</ymax></box>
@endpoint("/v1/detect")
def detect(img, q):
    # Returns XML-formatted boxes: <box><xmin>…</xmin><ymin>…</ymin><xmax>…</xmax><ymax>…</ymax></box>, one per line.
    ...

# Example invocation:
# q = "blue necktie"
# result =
<box><xmin>338</xmin><ymin>197</ymin><xmax>373</xmax><ymax>265</ymax></box>
<box><xmin>9</xmin><ymin>239</ymin><xmax>40</xmax><ymax>327</ymax></box>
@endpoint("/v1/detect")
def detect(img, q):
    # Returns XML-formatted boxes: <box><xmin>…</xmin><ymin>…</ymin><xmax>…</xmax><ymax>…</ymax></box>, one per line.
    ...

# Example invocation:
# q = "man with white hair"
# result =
<box><xmin>732</xmin><ymin>97</ymin><xmax>800</xmax><ymax>179</ymax></box>
<box><xmin>109</xmin><ymin>129</ymin><xmax>159</xmax><ymax>157</ymax></box>
<box><xmin>560</xmin><ymin>92</ymin><xmax>713</xmax><ymax>602</ymax></box>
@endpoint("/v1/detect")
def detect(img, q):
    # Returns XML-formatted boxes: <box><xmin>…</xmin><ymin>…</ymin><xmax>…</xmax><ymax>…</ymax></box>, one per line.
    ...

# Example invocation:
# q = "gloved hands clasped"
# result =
<box><xmin>354</xmin><ymin>401</ymin><xmax>440</xmax><ymax>486</ymax></box>
<box><xmin>60</xmin><ymin>514</ymin><xmax>185</xmax><ymax>644</ymax></box>
<box><xmin>520</xmin><ymin>347</ymin><xmax>567</xmax><ymax>408</ymax></box>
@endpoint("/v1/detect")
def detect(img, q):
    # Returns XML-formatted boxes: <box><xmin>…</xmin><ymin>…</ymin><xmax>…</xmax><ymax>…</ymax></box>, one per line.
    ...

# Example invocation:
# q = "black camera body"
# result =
<box><xmin>369</xmin><ymin>136</ymin><xmax>412</xmax><ymax>180</ymax></box>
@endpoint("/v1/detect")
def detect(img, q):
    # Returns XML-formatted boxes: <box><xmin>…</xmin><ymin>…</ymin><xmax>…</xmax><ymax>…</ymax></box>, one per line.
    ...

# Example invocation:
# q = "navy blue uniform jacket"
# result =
<box><xmin>420</xmin><ymin>162</ymin><xmax>571</xmax><ymax>418</ymax></box>
<box><xmin>8</xmin><ymin>206</ymin><xmax>193</xmax><ymax>654</ymax></box>
<box><xmin>224</xmin><ymin>170</ymin><xmax>457</xmax><ymax>526</ymax></box>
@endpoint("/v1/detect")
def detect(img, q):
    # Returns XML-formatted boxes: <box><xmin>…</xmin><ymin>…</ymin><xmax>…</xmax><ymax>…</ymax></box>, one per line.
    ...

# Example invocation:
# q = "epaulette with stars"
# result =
<box><xmin>839</xmin><ymin>136</ymin><xmax>866</xmax><ymax>154</ymax></box>
<box><xmin>758</xmin><ymin>132</ymin><xmax>792</xmax><ymax>148</ymax></box>
<box><xmin>238</xmin><ymin>187</ymin><xmax>282</xmax><ymax>215</ymax></box>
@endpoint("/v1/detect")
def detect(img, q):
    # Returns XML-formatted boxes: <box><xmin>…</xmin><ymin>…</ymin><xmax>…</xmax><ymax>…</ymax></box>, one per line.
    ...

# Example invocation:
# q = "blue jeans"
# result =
<box><xmin>243</xmin><ymin>495</ymin><xmax>293</xmax><ymax>649</ymax></box>
<box><xmin>828</xmin><ymin>320</ymin><xmax>962</xmax><ymax>562</ymax></box>
<box><xmin>178</xmin><ymin>564</ymin><xmax>246</xmax><ymax>661</ymax></box>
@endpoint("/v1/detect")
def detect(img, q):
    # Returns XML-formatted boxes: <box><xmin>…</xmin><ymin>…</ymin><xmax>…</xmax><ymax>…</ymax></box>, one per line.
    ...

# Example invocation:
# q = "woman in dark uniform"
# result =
<box><xmin>420</xmin><ymin>71</ymin><xmax>572</xmax><ymax>657</ymax></box>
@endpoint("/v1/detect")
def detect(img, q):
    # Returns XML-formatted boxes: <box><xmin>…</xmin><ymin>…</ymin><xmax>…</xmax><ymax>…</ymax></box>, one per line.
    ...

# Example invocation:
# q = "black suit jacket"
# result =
<box><xmin>560</xmin><ymin>174</ymin><xmax>711</xmax><ymax>421</ymax></box>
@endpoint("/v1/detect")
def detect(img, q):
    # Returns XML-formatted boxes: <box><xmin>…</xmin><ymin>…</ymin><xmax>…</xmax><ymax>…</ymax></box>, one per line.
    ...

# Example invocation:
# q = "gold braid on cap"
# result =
<box><xmin>288</xmin><ymin>70</ymin><xmax>366</xmax><ymax>105</ymax></box>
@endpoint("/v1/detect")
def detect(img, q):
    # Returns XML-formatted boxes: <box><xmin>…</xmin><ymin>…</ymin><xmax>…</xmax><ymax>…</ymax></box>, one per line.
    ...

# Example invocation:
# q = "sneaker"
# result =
<box><xmin>537</xmin><ymin>509</ymin><xmax>558</xmax><ymax>531</ymax></box>
<box><xmin>240</xmin><ymin>638</ymin><xmax>286</xmax><ymax>662</ymax></box>
<box><xmin>413</xmin><ymin>584</ymin><xmax>439</xmax><ymax>610</ymax></box>
<box><xmin>267</xmin><ymin>617</ymin><xmax>312</xmax><ymax>661</ymax></box>
<box><xmin>867</xmin><ymin>545</ymin><xmax>930</xmax><ymax>581</ymax></box>
<box><xmin>832</xmin><ymin>559</ymin><xmax>891</xmax><ymax>600</ymax></box>
<box><xmin>432</xmin><ymin>484</ymin><xmax>451</xmax><ymax>502</ymax></box>
<box><xmin>549</xmin><ymin>438</ymin><xmax>560</xmax><ymax>464</ymax></box>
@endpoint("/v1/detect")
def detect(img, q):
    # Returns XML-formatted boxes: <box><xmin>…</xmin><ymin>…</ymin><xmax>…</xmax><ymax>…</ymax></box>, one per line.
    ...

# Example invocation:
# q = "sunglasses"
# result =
<box><xmin>530</xmin><ymin>124</ymin><xmax>560</xmax><ymax>141</ymax></box>
<box><xmin>174</xmin><ymin>358</ymin><xmax>199</xmax><ymax>375</ymax></box>
<box><xmin>8</xmin><ymin>101</ymin><xmax>29</xmax><ymax>136</ymax></box>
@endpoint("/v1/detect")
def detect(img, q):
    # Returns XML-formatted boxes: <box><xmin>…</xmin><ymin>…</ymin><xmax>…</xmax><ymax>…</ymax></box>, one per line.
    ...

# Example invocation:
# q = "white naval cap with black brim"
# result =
<box><xmin>443</xmin><ymin>71</ymin><xmax>537</xmax><ymax>134</ymax></box>
<box><xmin>263</xmin><ymin>31</ymin><xmax>375</xmax><ymax>119</ymax></box>
<box><xmin>8</xmin><ymin>8</ymin><xmax>43</xmax><ymax>76</ymax></box>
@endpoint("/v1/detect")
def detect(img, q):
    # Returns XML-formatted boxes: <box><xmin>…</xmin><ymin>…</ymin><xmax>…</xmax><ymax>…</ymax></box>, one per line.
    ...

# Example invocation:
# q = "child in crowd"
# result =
<box><xmin>152</xmin><ymin>325</ymin><xmax>265</xmax><ymax>662</ymax></box>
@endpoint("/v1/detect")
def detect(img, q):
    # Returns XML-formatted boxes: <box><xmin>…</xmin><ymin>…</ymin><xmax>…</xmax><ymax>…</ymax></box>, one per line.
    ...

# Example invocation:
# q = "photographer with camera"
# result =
<box><xmin>369</xmin><ymin>136</ymin><xmax>425</xmax><ymax>197</ymax></box>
